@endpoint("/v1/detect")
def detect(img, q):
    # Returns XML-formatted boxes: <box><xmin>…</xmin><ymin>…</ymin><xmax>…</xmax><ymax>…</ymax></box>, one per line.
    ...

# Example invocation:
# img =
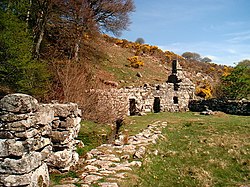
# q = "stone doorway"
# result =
<box><xmin>129</xmin><ymin>99</ymin><xmax>136</xmax><ymax>116</ymax></box>
<box><xmin>153</xmin><ymin>97</ymin><xmax>161</xmax><ymax>113</ymax></box>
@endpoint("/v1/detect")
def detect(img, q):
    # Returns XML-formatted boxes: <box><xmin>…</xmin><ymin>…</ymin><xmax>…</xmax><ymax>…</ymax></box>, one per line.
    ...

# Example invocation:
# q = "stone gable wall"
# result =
<box><xmin>0</xmin><ymin>93</ymin><xmax>82</xmax><ymax>187</ymax></box>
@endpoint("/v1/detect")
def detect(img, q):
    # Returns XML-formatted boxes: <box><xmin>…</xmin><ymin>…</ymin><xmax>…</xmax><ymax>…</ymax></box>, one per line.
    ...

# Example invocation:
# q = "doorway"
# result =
<box><xmin>153</xmin><ymin>97</ymin><xmax>161</xmax><ymax>113</ymax></box>
<box><xmin>129</xmin><ymin>99</ymin><xmax>136</xmax><ymax>116</ymax></box>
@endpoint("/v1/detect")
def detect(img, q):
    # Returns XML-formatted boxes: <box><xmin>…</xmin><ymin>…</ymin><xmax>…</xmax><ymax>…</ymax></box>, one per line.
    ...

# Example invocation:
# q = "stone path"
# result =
<box><xmin>53</xmin><ymin>121</ymin><xmax>168</xmax><ymax>187</ymax></box>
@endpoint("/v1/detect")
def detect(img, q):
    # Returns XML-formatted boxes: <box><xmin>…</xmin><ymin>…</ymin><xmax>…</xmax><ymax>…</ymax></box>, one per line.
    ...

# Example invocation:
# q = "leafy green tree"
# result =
<box><xmin>135</xmin><ymin>37</ymin><xmax>145</xmax><ymax>44</ymax></box>
<box><xmin>182</xmin><ymin>52</ymin><xmax>201</xmax><ymax>61</ymax></box>
<box><xmin>217</xmin><ymin>60</ymin><xmax>250</xmax><ymax>99</ymax></box>
<box><xmin>0</xmin><ymin>0</ymin><xmax>135</xmax><ymax>99</ymax></box>
<box><xmin>201</xmin><ymin>57</ymin><xmax>212</xmax><ymax>63</ymax></box>
<box><xmin>0</xmin><ymin>8</ymin><xmax>50</xmax><ymax>97</ymax></box>
<box><xmin>237</xmin><ymin>59</ymin><xmax>250</xmax><ymax>67</ymax></box>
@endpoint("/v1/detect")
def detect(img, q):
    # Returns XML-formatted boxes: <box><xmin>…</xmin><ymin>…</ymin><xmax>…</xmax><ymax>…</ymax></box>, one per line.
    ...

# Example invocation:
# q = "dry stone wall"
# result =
<box><xmin>0</xmin><ymin>93</ymin><xmax>82</xmax><ymax>187</ymax></box>
<box><xmin>189</xmin><ymin>99</ymin><xmax>250</xmax><ymax>116</ymax></box>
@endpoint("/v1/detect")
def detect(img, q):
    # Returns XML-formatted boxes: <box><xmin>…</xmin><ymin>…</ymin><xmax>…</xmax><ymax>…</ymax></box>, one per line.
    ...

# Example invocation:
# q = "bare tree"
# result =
<box><xmin>32</xmin><ymin>0</ymin><xmax>53</xmax><ymax>59</ymax></box>
<box><xmin>36</xmin><ymin>0</ymin><xmax>135</xmax><ymax>60</ymax></box>
<box><xmin>52</xmin><ymin>60</ymin><xmax>127</xmax><ymax>124</ymax></box>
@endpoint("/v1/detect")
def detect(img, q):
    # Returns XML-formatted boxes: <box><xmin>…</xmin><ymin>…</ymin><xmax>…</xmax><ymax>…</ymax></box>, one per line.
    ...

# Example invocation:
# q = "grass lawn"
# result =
<box><xmin>120</xmin><ymin>112</ymin><xmax>250</xmax><ymax>187</ymax></box>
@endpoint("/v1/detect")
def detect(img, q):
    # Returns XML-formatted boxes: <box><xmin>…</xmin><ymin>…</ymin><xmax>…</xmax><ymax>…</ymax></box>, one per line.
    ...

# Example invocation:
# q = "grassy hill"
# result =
<box><xmin>80</xmin><ymin>34</ymin><xmax>229</xmax><ymax>98</ymax></box>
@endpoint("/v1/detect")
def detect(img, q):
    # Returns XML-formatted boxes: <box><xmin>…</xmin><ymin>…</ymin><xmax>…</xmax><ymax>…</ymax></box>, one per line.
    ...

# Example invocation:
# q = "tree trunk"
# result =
<box><xmin>35</xmin><ymin>24</ymin><xmax>45</xmax><ymax>59</ymax></box>
<box><xmin>26</xmin><ymin>0</ymin><xmax>32</xmax><ymax>31</ymax></box>
<box><xmin>74</xmin><ymin>38</ymin><xmax>81</xmax><ymax>62</ymax></box>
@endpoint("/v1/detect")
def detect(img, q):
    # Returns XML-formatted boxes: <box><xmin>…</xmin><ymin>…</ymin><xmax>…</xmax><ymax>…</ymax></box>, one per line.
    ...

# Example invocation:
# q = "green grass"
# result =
<box><xmin>76</xmin><ymin>120</ymin><xmax>113</xmax><ymax>156</ymax></box>
<box><xmin>50</xmin><ymin>112</ymin><xmax>249</xmax><ymax>186</ymax></box>
<box><xmin>50</xmin><ymin>121</ymin><xmax>113</xmax><ymax>185</ymax></box>
<box><xmin>120</xmin><ymin>112</ymin><xmax>250</xmax><ymax>187</ymax></box>
<box><xmin>49</xmin><ymin>171</ymin><xmax>78</xmax><ymax>186</ymax></box>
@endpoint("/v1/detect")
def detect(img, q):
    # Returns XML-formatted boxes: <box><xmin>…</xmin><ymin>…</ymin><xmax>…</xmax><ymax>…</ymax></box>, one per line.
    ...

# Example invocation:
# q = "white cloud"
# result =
<box><xmin>226</xmin><ymin>30</ymin><xmax>250</xmax><ymax>43</ymax></box>
<box><xmin>205</xmin><ymin>55</ymin><xmax>218</xmax><ymax>61</ymax></box>
<box><xmin>158</xmin><ymin>41</ymin><xmax>250</xmax><ymax>66</ymax></box>
<box><xmin>226</xmin><ymin>49</ymin><xmax>237</xmax><ymax>54</ymax></box>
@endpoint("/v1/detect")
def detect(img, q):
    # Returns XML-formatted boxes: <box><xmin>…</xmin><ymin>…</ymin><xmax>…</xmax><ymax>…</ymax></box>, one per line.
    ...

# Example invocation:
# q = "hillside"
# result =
<box><xmin>80</xmin><ymin>34</ymin><xmax>228</xmax><ymax>98</ymax></box>
<box><xmin>0</xmin><ymin>32</ymin><xmax>228</xmax><ymax>100</ymax></box>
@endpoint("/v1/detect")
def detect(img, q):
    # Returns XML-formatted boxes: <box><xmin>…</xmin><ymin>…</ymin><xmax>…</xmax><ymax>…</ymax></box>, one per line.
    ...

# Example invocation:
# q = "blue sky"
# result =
<box><xmin>119</xmin><ymin>0</ymin><xmax>250</xmax><ymax>66</ymax></box>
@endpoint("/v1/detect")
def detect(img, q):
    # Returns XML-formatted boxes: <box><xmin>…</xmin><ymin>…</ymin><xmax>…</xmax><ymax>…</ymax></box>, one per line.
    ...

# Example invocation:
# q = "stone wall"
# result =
<box><xmin>189</xmin><ymin>99</ymin><xmax>250</xmax><ymax>115</ymax></box>
<box><xmin>99</xmin><ymin>73</ymin><xmax>195</xmax><ymax>116</ymax></box>
<box><xmin>121</xmin><ymin>81</ymin><xmax>194</xmax><ymax>115</ymax></box>
<box><xmin>91</xmin><ymin>60</ymin><xmax>195</xmax><ymax>117</ymax></box>
<box><xmin>0</xmin><ymin>93</ymin><xmax>82</xmax><ymax>187</ymax></box>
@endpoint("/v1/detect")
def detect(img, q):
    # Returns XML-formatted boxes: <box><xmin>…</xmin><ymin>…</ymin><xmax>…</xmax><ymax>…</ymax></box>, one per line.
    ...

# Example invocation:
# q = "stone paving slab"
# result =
<box><xmin>59</xmin><ymin>121</ymin><xmax>168</xmax><ymax>187</ymax></box>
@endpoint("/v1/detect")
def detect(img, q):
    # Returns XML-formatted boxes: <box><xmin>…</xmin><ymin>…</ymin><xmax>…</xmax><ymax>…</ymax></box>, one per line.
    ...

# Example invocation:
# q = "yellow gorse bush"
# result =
<box><xmin>127</xmin><ymin>56</ymin><xmax>144</xmax><ymax>68</ymax></box>
<box><xmin>195</xmin><ymin>80</ymin><xmax>213</xmax><ymax>99</ymax></box>
<box><xmin>103</xmin><ymin>34</ymin><xmax>184</xmax><ymax>65</ymax></box>
<box><xmin>222</xmin><ymin>66</ymin><xmax>233</xmax><ymax>77</ymax></box>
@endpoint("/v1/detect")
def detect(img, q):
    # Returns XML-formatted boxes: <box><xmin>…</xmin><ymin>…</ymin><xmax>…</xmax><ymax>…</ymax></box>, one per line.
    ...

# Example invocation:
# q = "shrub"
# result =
<box><xmin>216</xmin><ymin>62</ymin><xmax>250</xmax><ymax>99</ymax></box>
<box><xmin>127</xmin><ymin>56</ymin><xmax>144</xmax><ymax>68</ymax></box>
<box><xmin>195</xmin><ymin>87</ymin><xmax>212</xmax><ymax>99</ymax></box>
<box><xmin>195</xmin><ymin>80</ymin><xmax>213</xmax><ymax>99</ymax></box>
<box><xmin>51</xmin><ymin>60</ymin><xmax>127</xmax><ymax>124</ymax></box>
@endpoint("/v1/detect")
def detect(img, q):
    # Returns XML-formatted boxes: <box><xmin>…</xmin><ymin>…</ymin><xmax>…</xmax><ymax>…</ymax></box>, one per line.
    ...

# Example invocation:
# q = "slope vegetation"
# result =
<box><xmin>84</xmin><ymin>34</ymin><xmax>228</xmax><ymax>98</ymax></box>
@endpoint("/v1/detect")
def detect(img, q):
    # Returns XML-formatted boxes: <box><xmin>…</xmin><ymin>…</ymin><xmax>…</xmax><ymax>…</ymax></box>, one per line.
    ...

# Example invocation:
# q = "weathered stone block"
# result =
<box><xmin>0</xmin><ymin>139</ymin><xmax>25</xmax><ymax>157</ymax></box>
<box><xmin>40</xmin><ymin>124</ymin><xmax>52</xmax><ymax>136</ymax></box>
<box><xmin>40</xmin><ymin>145</ymin><xmax>53</xmax><ymax>160</ymax></box>
<box><xmin>25</xmin><ymin>137</ymin><xmax>51</xmax><ymax>151</ymax></box>
<box><xmin>0</xmin><ymin>163</ymin><xmax>49</xmax><ymax>187</ymax></box>
<box><xmin>0</xmin><ymin>117</ymin><xmax>37</xmax><ymax>131</ymax></box>
<box><xmin>50</xmin><ymin>131</ymin><xmax>70</xmax><ymax>143</ymax></box>
<box><xmin>59</xmin><ymin>117</ymin><xmax>81</xmax><ymax>129</ymax></box>
<box><xmin>46</xmin><ymin>149</ymin><xmax>79</xmax><ymax>171</ymax></box>
<box><xmin>0</xmin><ymin>152</ymin><xmax>42</xmax><ymax>174</ymax></box>
<box><xmin>0</xmin><ymin>131</ymin><xmax>14</xmax><ymax>139</ymax></box>
<box><xmin>36</xmin><ymin>104</ymin><xmax>55</xmax><ymax>125</ymax></box>
<box><xmin>15</xmin><ymin>128</ymin><xmax>39</xmax><ymax>139</ymax></box>
<box><xmin>134</xmin><ymin>146</ymin><xmax>146</xmax><ymax>159</ymax></box>
<box><xmin>0</xmin><ymin>113</ymin><xmax>29</xmax><ymax>122</ymax></box>
<box><xmin>0</xmin><ymin>93</ymin><xmax>38</xmax><ymax>114</ymax></box>
<box><xmin>53</xmin><ymin>103</ymin><xmax>78</xmax><ymax>117</ymax></box>
<box><xmin>52</xmin><ymin>120</ymin><xmax>60</xmax><ymax>129</ymax></box>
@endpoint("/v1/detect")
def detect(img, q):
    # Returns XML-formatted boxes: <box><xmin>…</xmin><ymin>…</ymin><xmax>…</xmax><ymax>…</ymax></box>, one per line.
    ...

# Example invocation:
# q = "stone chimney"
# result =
<box><xmin>167</xmin><ymin>59</ymin><xmax>182</xmax><ymax>84</ymax></box>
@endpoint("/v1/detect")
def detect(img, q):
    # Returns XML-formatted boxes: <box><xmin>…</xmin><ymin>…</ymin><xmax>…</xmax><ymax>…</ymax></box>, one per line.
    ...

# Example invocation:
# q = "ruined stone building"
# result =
<box><xmin>100</xmin><ymin>60</ymin><xmax>195</xmax><ymax>116</ymax></box>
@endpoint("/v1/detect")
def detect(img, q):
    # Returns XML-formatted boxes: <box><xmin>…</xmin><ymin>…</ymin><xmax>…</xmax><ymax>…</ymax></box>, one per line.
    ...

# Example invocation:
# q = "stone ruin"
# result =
<box><xmin>99</xmin><ymin>59</ymin><xmax>195</xmax><ymax>116</ymax></box>
<box><xmin>0</xmin><ymin>93</ymin><xmax>82</xmax><ymax>187</ymax></box>
<box><xmin>0</xmin><ymin>60</ymin><xmax>195</xmax><ymax>186</ymax></box>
